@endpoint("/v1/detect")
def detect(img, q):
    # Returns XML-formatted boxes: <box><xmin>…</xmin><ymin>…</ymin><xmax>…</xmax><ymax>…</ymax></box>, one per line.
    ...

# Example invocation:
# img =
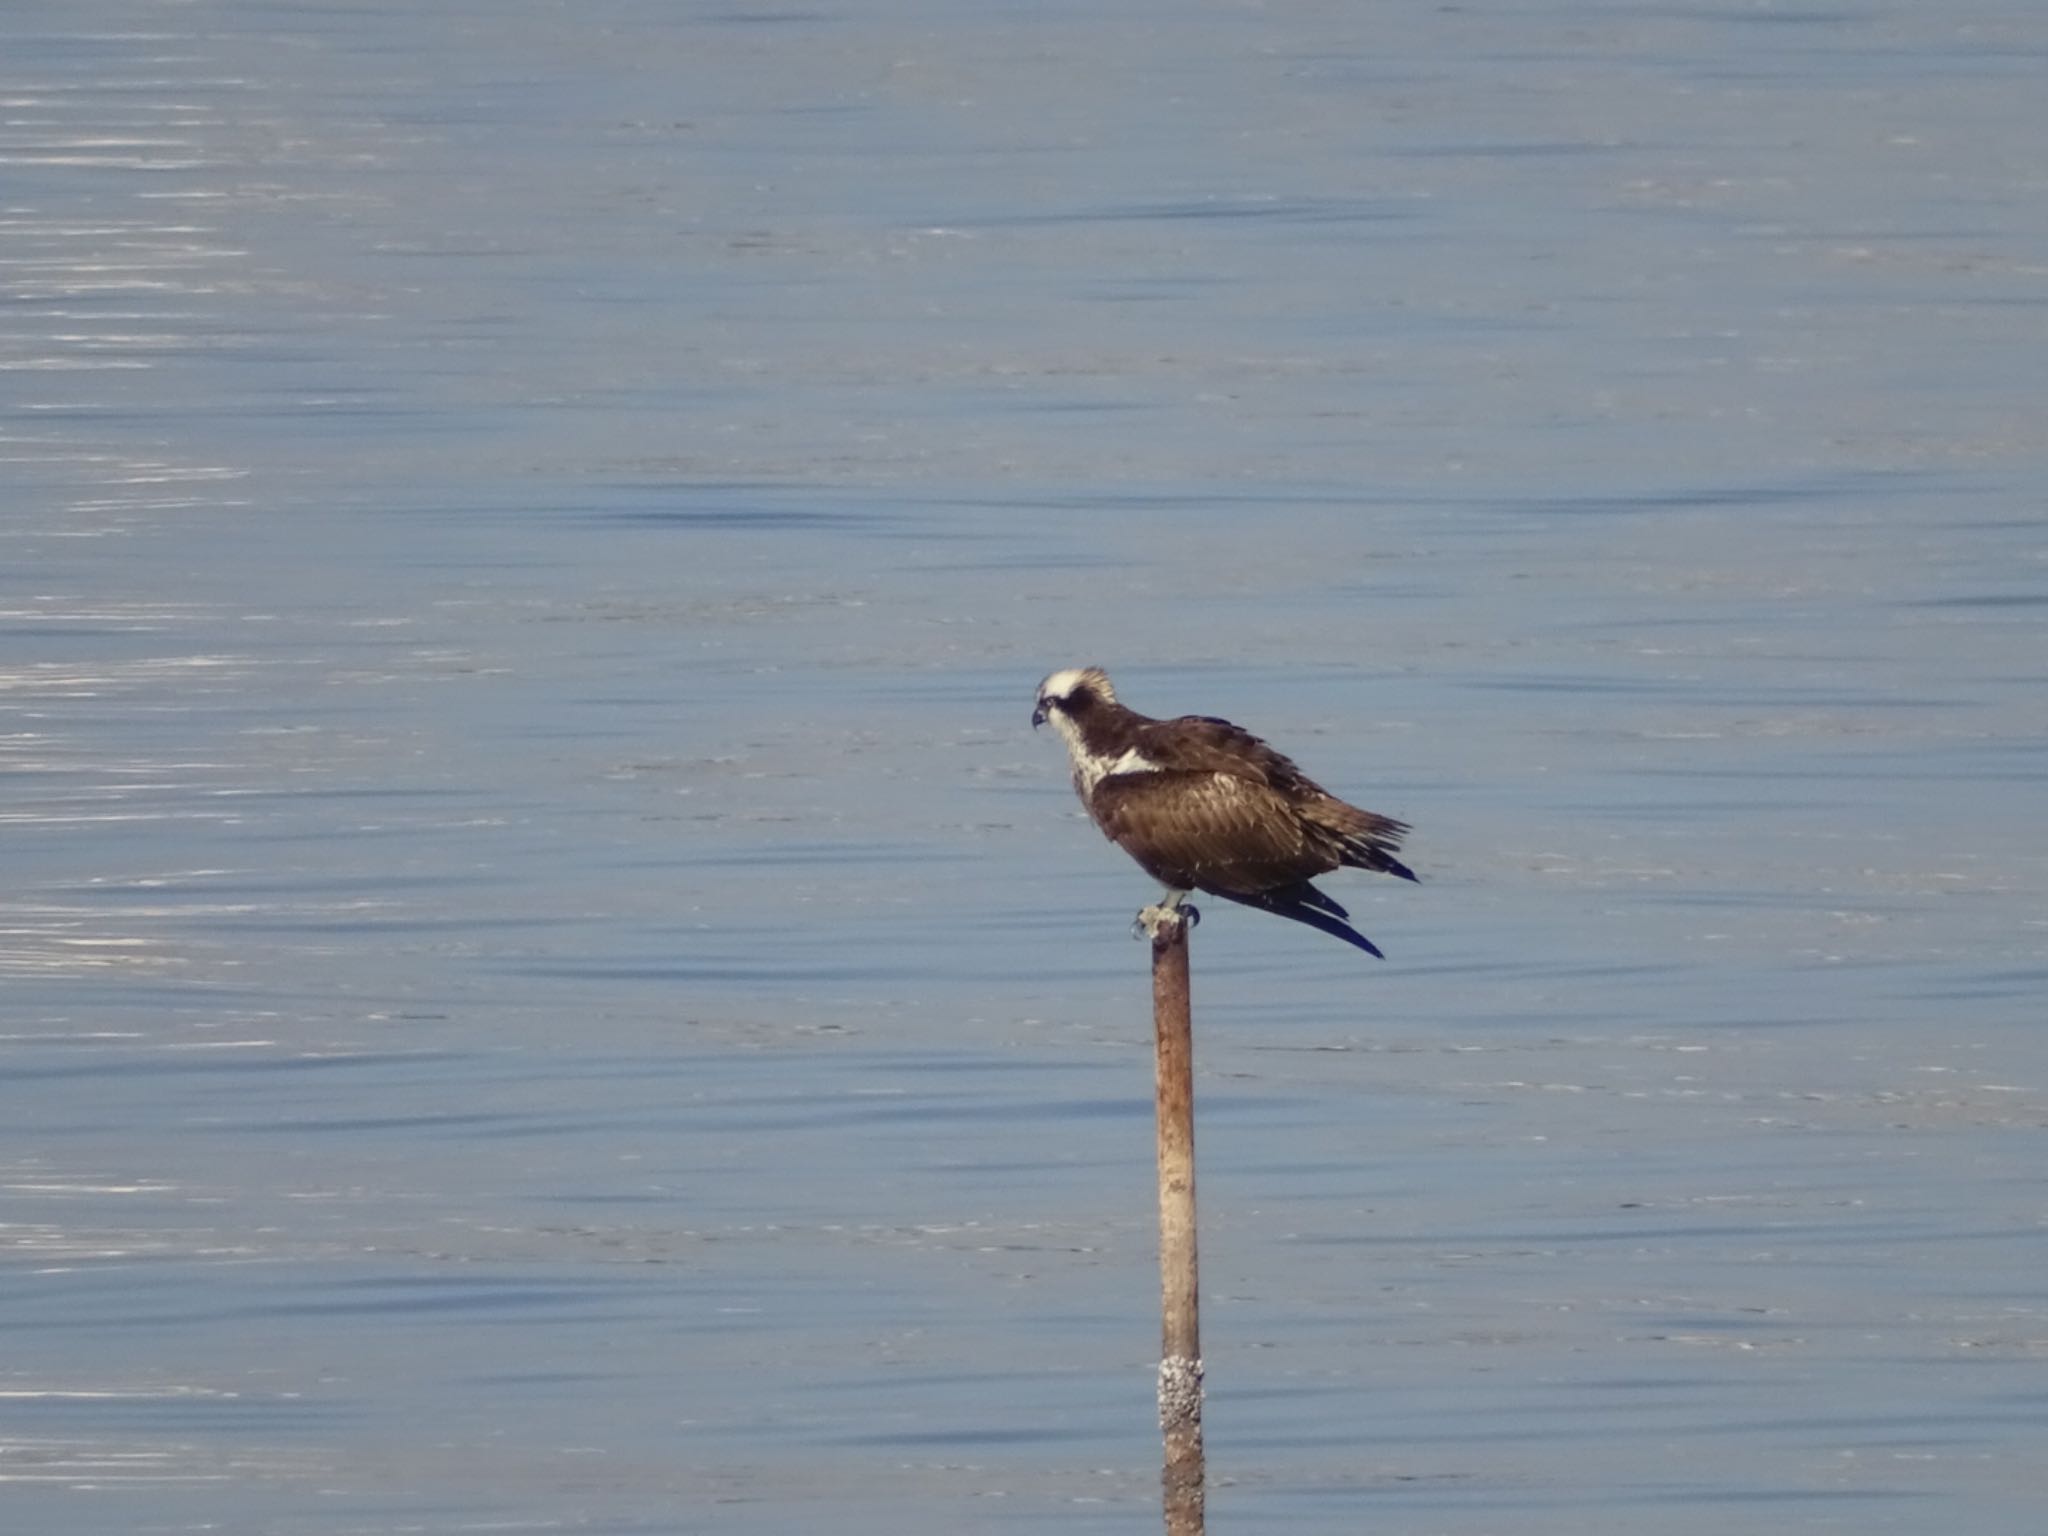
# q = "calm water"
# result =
<box><xmin>4</xmin><ymin>3</ymin><xmax>2044</xmax><ymax>1532</ymax></box>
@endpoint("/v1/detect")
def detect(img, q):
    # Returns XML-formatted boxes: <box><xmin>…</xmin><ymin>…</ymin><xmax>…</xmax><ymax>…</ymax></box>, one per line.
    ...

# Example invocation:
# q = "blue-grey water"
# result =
<box><xmin>4</xmin><ymin>3</ymin><xmax>2044</xmax><ymax>1532</ymax></box>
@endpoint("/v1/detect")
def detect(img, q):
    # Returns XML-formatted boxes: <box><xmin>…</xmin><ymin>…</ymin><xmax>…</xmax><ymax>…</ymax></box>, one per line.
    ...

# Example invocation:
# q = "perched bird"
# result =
<box><xmin>1032</xmin><ymin>666</ymin><xmax>1416</xmax><ymax>956</ymax></box>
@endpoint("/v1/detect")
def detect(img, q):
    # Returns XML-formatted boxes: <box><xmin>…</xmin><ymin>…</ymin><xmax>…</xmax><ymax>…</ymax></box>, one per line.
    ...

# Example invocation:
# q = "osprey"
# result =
<box><xmin>1033</xmin><ymin>666</ymin><xmax>1416</xmax><ymax>956</ymax></box>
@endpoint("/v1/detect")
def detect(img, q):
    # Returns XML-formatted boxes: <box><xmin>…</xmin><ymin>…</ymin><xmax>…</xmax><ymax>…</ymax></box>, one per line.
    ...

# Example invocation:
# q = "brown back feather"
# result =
<box><xmin>1090</xmin><ymin>770</ymin><xmax>1343</xmax><ymax>897</ymax></box>
<box><xmin>1132</xmin><ymin>715</ymin><xmax>1312</xmax><ymax>787</ymax></box>
<box><xmin>1130</xmin><ymin>714</ymin><xmax>1409</xmax><ymax>856</ymax></box>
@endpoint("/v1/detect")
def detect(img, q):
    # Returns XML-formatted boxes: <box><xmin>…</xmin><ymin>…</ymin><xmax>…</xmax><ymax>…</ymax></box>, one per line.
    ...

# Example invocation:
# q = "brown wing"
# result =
<box><xmin>1089</xmin><ymin>770</ymin><xmax>1341</xmax><ymax>897</ymax></box>
<box><xmin>1131</xmin><ymin>715</ymin><xmax>1415</xmax><ymax>881</ymax></box>
<box><xmin>1296</xmin><ymin>792</ymin><xmax>1413</xmax><ymax>881</ymax></box>
<box><xmin>1130</xmin><ymin>714</ymin><xmax>1302</xmax><ymax>786</ymax></box>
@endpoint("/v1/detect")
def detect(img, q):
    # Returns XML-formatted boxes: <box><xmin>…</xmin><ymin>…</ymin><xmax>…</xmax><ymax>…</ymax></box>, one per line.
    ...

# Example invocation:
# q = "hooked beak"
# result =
<box><xmin>1030</xmin><ymin>701</ymin><xmax>1048</xmax><ymax>728</ymax></box>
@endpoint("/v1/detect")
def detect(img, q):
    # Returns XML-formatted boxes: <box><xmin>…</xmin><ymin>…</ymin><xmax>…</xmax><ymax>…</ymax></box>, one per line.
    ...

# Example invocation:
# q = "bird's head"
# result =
<box><xmin>1032</xmin><ymin>665</ymin><xmax>1117</xmax><ymax>729</ymax></box>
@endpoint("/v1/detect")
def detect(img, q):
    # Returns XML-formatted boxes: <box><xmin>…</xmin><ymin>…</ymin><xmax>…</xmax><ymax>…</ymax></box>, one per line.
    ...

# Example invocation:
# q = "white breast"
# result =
<box><xmin>1072</xmin><ymin>744</ymin><xmax>1163</xmax><ymax>799</ymax></box>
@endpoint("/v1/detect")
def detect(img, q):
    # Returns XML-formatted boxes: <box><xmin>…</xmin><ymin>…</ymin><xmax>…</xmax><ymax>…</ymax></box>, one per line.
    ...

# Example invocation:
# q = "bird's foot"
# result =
<box><xmin>1132</xmin><ymin>901</ymin><xmax>1200</xmax><ymax>940</ymax></box>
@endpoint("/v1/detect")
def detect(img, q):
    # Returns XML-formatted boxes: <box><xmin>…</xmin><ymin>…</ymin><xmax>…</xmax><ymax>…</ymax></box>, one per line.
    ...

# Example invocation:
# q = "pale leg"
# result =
<box><xmin>1134</xmin><ymin>888</ymin><xmax>1200</xmax><ymax>940</ymax></box>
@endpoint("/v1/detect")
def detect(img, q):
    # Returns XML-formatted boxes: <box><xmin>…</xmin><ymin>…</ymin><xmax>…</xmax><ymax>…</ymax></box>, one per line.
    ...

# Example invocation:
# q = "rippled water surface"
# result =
<box><xmin>4</xmin><ymin>3</ymin><xmax>2045</xmax><ymax>1532</ymax></box>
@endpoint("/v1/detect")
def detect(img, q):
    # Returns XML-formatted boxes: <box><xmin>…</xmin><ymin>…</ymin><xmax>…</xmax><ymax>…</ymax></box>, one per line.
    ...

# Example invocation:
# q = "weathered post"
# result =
<box><xmin>1145</xmin><ymin>905</ymin><xmax>1205</xmax><ymax>1536</ymax></box>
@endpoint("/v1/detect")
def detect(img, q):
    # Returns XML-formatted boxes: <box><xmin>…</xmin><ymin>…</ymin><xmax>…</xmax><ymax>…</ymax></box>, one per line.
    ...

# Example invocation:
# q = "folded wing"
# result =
<box><xmin>1090</xmin><ymin>769</ymin><xmax>1337</xmax><ymax>894</ymax></box>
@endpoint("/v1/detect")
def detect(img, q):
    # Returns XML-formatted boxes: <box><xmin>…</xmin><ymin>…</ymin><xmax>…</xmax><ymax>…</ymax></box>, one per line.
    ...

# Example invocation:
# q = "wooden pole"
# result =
<box><xmin>1147</xmin><ymin>906</ymin><xmax>1205</xmax><ymax>1536</ymax></box>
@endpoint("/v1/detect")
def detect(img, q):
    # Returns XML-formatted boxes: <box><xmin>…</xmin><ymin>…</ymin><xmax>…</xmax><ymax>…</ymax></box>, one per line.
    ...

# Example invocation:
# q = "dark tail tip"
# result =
<box><xmin>1342</xmin><ymin>844</ymin><xmax>1419</xmax><ymax>883</ymax></box>
<box><xmin>1213</xmin><ymin>885</ymin><xmax>1386</xmax><ymax>957</ymax></box>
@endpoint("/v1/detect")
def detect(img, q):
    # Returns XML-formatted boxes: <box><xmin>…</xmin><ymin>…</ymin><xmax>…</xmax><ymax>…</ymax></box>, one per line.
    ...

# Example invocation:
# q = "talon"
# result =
<box><xmin>1134</xmin><ymin>901</ymin><xmax>1198</xmax><ymax>940</ymax></box>
<box><xmin>1184</xmin><ymin>902</ymin><xmax>1200</xmax><ymax>928</ymax></box>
